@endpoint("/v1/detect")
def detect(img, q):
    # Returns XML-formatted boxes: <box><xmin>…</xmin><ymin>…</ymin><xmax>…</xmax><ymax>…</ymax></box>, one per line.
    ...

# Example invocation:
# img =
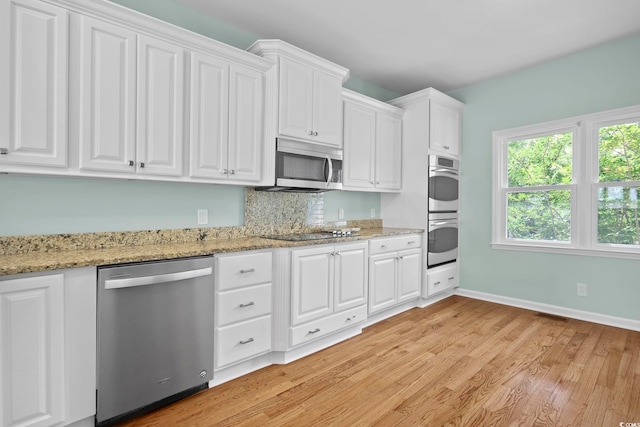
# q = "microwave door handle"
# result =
<box><xmin>326</xmin><ymin>156</ymin><xmax>333</xmax><ymax>187</ymax></box>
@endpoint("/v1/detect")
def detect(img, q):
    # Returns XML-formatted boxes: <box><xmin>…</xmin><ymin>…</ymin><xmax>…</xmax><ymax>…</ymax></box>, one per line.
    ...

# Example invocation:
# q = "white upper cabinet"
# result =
<box><xmin>136</xmin><ymin>35</ymin><xmax>185</xmax><ymax>177</ymax></box>
<box><xmin>189</xmin><ymin>52</ymin><xmax>229</xmax><ymax>179</ymax></box>
<box><xmin>248</xmin><ymin>40</ymin><xmax>349</xmax><ymax>148</ymax></box>
<box><xmin>2</xmin><ymin>0</ymin><xmax>273</xmax><ymax>184</ymax></box>
<box><xmin>429</xmin><ymin>98</ymin><xmax>461</xmax><ymax>156</ymax></box>
<box><xmin>76</xmin><ymin>15</ymin><xmax>137</xmax><ymax>173</ymax></box>
<box><xmin>190</xmin><ymin>51</ymin><xmax>264</xmax><ymax>183</ymax></box>
<box><xmin>279</xmin><ymin>57</ymin><xmax>344</xmax><ymax>147</ymax></box>
<box><xmin>77</xmin><ymin>24</ymin><xmax>185</xmax><ymax>177</ymax></box>
<box><xmin>389</xmin><ymin>87</ymin><xmax>464</xmax><ymax>159</ymax></box>
<box><xmin>0</xmin><ymin>0</ymin><xmax>68</xmax><ymax>169</ymax></box>
<box><xmin>343</xmin><ymin>89</ymin><xmax>403</xmax><ymax>192</ymax></box>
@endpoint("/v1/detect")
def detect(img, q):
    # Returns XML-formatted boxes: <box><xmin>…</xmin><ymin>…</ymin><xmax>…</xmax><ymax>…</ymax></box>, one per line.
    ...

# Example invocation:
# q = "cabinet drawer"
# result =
<box><xmin>215</xmin><ymin>316</ymin><xmax>271</xmax><ymax>368</ymax></box>
<box><xmin>216</xmin><ymin>283</ymin><xmax>271</xmax><ymax>326</ymax></box>
<box><xmin>217</xmin><ymin>252</ymin><xmax>272</xmax><ymax>290</ymax></box>
<box><xmin>289</xmin><ymin>305</ymin><xmax>366</xmax><ymax>348</ymax></box>
<box><xmin>426</xmin><ymin>263</ymin><xmax>458</xmax><ymax>296</ymax></box>
<box><xmin>369</xmin><ymin>234</ymin><xmax>422</xmax><ymax>255</ymax></box>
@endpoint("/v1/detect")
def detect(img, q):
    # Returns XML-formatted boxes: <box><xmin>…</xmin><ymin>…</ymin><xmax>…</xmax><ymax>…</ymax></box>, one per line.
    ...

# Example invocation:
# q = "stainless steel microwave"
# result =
<box><xmin>256</xmin><ymin>139</ymin><xmax>343</xmax><ymax>192</ymax></box>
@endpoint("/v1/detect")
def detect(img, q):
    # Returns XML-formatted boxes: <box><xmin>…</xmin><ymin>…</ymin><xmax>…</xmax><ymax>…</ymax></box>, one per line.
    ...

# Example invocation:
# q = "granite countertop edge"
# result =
<box><xmin>0</xmin><ymin>227</ymin><xmax>424</xmax><ymax>277</ymax></box>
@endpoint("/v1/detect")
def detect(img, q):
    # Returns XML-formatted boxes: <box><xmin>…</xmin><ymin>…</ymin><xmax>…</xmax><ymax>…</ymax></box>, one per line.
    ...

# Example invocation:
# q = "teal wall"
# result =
<box><xmin>448</xmin><ymin>33</ymin><xmax>640</xmax><ymax>321</ymax></box>
<box><xmin>1</xmin><ymin>0</ymin><xmax>390</xmax><ymax>237</ymax></box>
<box><xmin>0</xmin><ymin>175</ymin><xmax>244</xmax><ymax>235</ymax></box>
<box><xmin>324</xmin><ymin>191</ymin><xmax>380</xmax><ymax>222</ymax></box>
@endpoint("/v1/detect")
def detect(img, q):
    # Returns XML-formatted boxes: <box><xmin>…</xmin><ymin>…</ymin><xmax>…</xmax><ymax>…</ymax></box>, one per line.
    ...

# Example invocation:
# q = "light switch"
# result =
<box><xmin>197</xmin><ymin>209</ymin><xmax>208</xmax><ymax>225</ymax></box>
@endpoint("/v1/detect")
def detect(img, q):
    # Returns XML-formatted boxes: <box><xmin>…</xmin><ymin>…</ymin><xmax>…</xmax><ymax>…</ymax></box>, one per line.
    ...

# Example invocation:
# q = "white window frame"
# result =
<box><xmin>492</xmin><ymin>104</ymin><xmax>640</xmax><ymax>260</ymax></box>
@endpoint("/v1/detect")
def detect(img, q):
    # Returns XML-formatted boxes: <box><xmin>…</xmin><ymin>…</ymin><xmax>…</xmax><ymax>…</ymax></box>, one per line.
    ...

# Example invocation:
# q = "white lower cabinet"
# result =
<box><xmin>426</xmin><ymin>262</ymin><xmax>458</xmax><ymax>297</ymax></box>
<box><xmin>285</xmin><ymin>241</ymin><xmax>368</xmax><ymax>348</ymax></box>
<box><xmin>214</xmin><ymin>251</ymin><xmax>272</xmax><ymax>370</ymax></box>
<box><xmin>368</xmin><ymin>235</ymin><xmax>422</xmax><ymax>314</ymax></box>
<box><xmin>0</xmin><ymin>267</ymin><xmax>96</xmax><ymax>427</ymax></box>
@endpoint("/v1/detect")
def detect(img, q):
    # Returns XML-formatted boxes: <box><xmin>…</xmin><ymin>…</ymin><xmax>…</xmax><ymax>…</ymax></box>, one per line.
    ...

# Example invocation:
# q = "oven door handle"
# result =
<box><xmin>430</xmin><ymin>168</ymin><xmax>459</xmax><ymax>177</ymax></box>
<box><xmin>430</xmin><ymin>221</ymin><xmax>457</xmax><ymax>226</ymax></box>
<box><xmin>104</xmin><ymin>267</ymin><xmax>213</xmax><ymax>290</ymax></box>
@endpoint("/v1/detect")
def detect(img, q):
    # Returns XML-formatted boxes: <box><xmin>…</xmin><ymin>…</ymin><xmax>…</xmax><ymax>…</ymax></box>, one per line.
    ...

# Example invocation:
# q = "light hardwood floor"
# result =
<box><xmin>117</xmin><ymin>296</ymin><xmax>640</xmax><ymax>426</ymax></box>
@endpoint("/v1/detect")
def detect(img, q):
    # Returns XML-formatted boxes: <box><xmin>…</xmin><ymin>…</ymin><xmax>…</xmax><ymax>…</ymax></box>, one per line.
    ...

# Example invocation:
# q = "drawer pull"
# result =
<box><xmin>380</xmin><ymin>244</ymin><xmax>388</xmax><ymax>248</ymax></box>
<box><xmin>448</xmin><ymin>276</ymin><xmax>455</xmax><ymax>280</ymax></box>
<box><xmin>239</xmin><ymin>268</ymin><xmax>255</xmax><ymax>274</ymax></box>
<box><xmin>239</xmin><ymin>338</ymin><xmax>254</xmax><ymax>345</ymax></box>
<box><xmin>308</xmin><ymin>328</ymin><xmax>321</xmax><ymax>334</ymax></box>
<box><xmin>408</xmin><ymin>241</ymin><xmax>416</xmax><ymax>245</ymax></box>
<box><xmin>434</xmin><ymin>281</ymin><xmax>441</xmax><ymax>286</ymax></box>
<box><xmin>239</xmin><ymin>301</ymin><xmax>255</xmax><ymax>308</ymax></box>
<box><xmin>346</xmin><ymin>315</ymin><xmax>356</xmax><ymax>321</ymax></box>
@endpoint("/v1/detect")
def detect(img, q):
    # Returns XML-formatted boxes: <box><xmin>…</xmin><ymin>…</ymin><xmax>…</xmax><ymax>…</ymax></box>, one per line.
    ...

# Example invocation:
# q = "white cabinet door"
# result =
<box><xmin>227</xmin><ymin>64</ymin><xmax>263</xmax><ymax>182</ymax></box>
<box><xmin>136</xmin><ymin>35</ymin><xmax>184</xmax><ymax>177</ymax></box>
<box><xmin>430</xmin><ymin>100</ymin><xmax>460</xmax><ymax>156</ymax></box>
<box><xmin>334</xmin><ymin>242</ymin><xmax>367</xmax><ymax>312</ymax></box>
<box><xmin>368</xmin><ymin>253</ymin><xmax>397</xmax><ymax>314</ymax></box>
<box><xmin>0</xmin><ymin>0</ymin><xmax>68</xmax><ymax>168</ymax></box>
<box><xmin>77</xmin><ymin>15</ymin><xmax>137</xmax><ymax>173</ymax></box>
<box><xmin>189</xmin><ymin>51</ymin><xmax>229</xmax><ymax>179</ymax></box>
<box><xmin>0</xmin><ymin>274</ymin><xmax>65</xmax><ymax>427</ymax></box>
<box><xmin>312</xmin><ymin>70</ymin><xmax>343</xmax><ymax>147</ymax></box>
<box><xmin>375</xmin><ymin>112</ymin><xmax>402</xmax><ymax>191</ymax></box>
<box><xmin>279</xmin><ymin>57</ymin><xmax>313</xmax><ymax>141</ymax></box>
<box><xmin>397</xmin><ymin>248</ymin><xmax>422</xmax><ymax>302</ymax></box>
<box><xmin>343</xmin><ymin>100</ymin><xmax>375</xmax><ymax>190</ymax></box>
<box><xmin>291</xmin><ymin>246</ymin><xmax>334</xmax><ymax>325</ymax></box>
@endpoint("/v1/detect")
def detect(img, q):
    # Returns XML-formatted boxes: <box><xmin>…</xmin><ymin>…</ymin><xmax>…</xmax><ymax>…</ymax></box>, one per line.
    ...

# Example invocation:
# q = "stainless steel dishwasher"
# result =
<box><xmin>96</xmin><ymin>256</ymin><xmax>215</xmax><ymax>425</ymax></box>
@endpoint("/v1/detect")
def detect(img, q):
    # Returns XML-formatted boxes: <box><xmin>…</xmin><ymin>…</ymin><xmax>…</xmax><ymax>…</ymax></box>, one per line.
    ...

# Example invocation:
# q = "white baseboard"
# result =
<box><xmin>455</xmin><ymin>288</ymin><xmax>640</xmax><ymax>332</ymax></box>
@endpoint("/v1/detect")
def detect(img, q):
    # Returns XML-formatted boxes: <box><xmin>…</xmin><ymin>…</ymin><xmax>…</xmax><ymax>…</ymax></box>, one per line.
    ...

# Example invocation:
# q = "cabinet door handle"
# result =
<box><xmin>239</xmin><ymin>338</ymin><xmax>254</xmax><ymax>345</ymax></box>
<box><xmin>239</xmin><ymin>301</ymin><xmax>255</xmax><ymax>308</ymax></box>
<box><xmin>221</xmin><ymin>169</ymin><xmax>228</xmax><ymax>175</ymax></box>
<box><xmin>308</xmin><ymin>328</ymin><xmax>321</xmax><ymax>334</ymax></box>
<box><xmin>434</xmin><ymin>281</ymin><xmax>441</xmax><ymax>286</ymax></box>
<box><xmin>229</xmin><ymin>169</ymin><xmax>235</xmax><ymax>175</ymax></box>
<box><xmin>443</xmin><ymin>145</ymin><xmax>450</xmax><ymax>150</ymax></box>
<box><xmin>139</xmin><ymin>162</ymin><xmax>145</xmax><ymax>168</ymax></box>
<box><xmin>314</xmin><ymin>131</ymin><xmax>318</xmax><ymax>136</ymax></box>
<box><xmin>0</xmin><ymin>147</ymin><xmax>9</xmax><ymax>155</ymax></box>
<box><xmin>448</xmin><ymin>276</ymin><xmax>455</xmax><ymax>280</ymax></box>
<box><xmin>128</xmin><ymin>160</ymin><xmax>134</xmax><ymax>166</ymax></box>
<box><xmin>240</xmin><ymin>268</ymin><xmax>255</xmax><ymax>274</ymax></box>
<box><xmin>308</xmin><ymin>131</ymin><xmax>313</xmax><ymax>136</ymax></box>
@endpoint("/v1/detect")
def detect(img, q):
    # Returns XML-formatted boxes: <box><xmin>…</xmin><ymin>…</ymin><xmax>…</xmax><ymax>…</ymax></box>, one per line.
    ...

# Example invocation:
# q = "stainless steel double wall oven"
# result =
<box><xmin>427</xmin><ymin>154</ymin><xmax>459</xmax><ymax>267</ymax></box>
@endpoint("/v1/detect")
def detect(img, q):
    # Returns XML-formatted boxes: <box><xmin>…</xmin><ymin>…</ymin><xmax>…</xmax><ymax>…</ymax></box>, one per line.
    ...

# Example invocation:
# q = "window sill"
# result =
<box><xmin>491</xmin><ymin>242</ymin><xmax>640</xmax><ymax>260</ymax></box>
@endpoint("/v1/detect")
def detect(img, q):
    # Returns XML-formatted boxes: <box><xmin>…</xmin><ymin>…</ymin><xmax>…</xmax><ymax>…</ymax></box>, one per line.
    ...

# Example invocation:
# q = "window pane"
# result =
<box><xmin>507</xmin><ymin>132</ymin><xmax>572</xmax><ymax>187</ymax></box>
<box><xmin>507</xmin><ymin>190</ymin><xmax>571</xmax><ymax>241</ymax></box>
<box><xmin>599</xmin><ymin>121</ymin><xmax>640</xmax><ymax>182</ymax></box>
<box><xmin>597</xmin><ymin>186</ymin><xmax>640</xmax><ymax>245</ymax></box>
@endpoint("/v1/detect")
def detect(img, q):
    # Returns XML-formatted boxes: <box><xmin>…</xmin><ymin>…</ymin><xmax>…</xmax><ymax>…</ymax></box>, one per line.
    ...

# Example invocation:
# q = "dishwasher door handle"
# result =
<box><xmin>104</xmin><ymin>267</ymin><xmax>213</xmax><ymax>290</ymax></box>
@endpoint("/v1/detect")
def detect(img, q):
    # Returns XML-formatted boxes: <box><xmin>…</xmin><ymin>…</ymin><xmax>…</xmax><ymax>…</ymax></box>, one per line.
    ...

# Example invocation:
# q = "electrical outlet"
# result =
<box><xmin>338</xmin><ymin>208</ymin><xmax>344</xmax><ymax>219</ymax></box>
<box><xmin>370</xmin><ymin>208</ymin><xmax>376</xmax><ymax>218</ymax></box>
<box><xmin>577</xmin><ymin>283</ymin><xmax>588</xmax><ymax>297</ymax></box>
<box><xmin>197</xmin><ymin>209</ymin><xmax>208</xmax><ymax>225</ymax></box>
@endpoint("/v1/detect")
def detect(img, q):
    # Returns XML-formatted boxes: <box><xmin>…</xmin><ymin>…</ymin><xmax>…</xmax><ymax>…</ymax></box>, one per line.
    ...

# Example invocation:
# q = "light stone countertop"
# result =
<box><xmin>0</xmin><ymin>227</ymin><xmax>423</xmax><ymax>277</ymax></box>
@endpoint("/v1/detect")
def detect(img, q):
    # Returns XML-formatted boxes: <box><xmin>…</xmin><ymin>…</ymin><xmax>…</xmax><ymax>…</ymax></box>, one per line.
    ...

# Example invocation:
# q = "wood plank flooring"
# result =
<box><xmin>117</xmin><ymin>296</ymin><xmax>640</xmax><ymax>426</ymax></box>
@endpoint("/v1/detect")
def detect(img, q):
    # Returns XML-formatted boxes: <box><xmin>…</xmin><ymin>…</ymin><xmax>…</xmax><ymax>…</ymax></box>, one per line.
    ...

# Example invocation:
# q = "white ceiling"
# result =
<box><xmin>178</xmin><ymin>0</ymin><xmax>640</xmax><ymax>96</ymax></box>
